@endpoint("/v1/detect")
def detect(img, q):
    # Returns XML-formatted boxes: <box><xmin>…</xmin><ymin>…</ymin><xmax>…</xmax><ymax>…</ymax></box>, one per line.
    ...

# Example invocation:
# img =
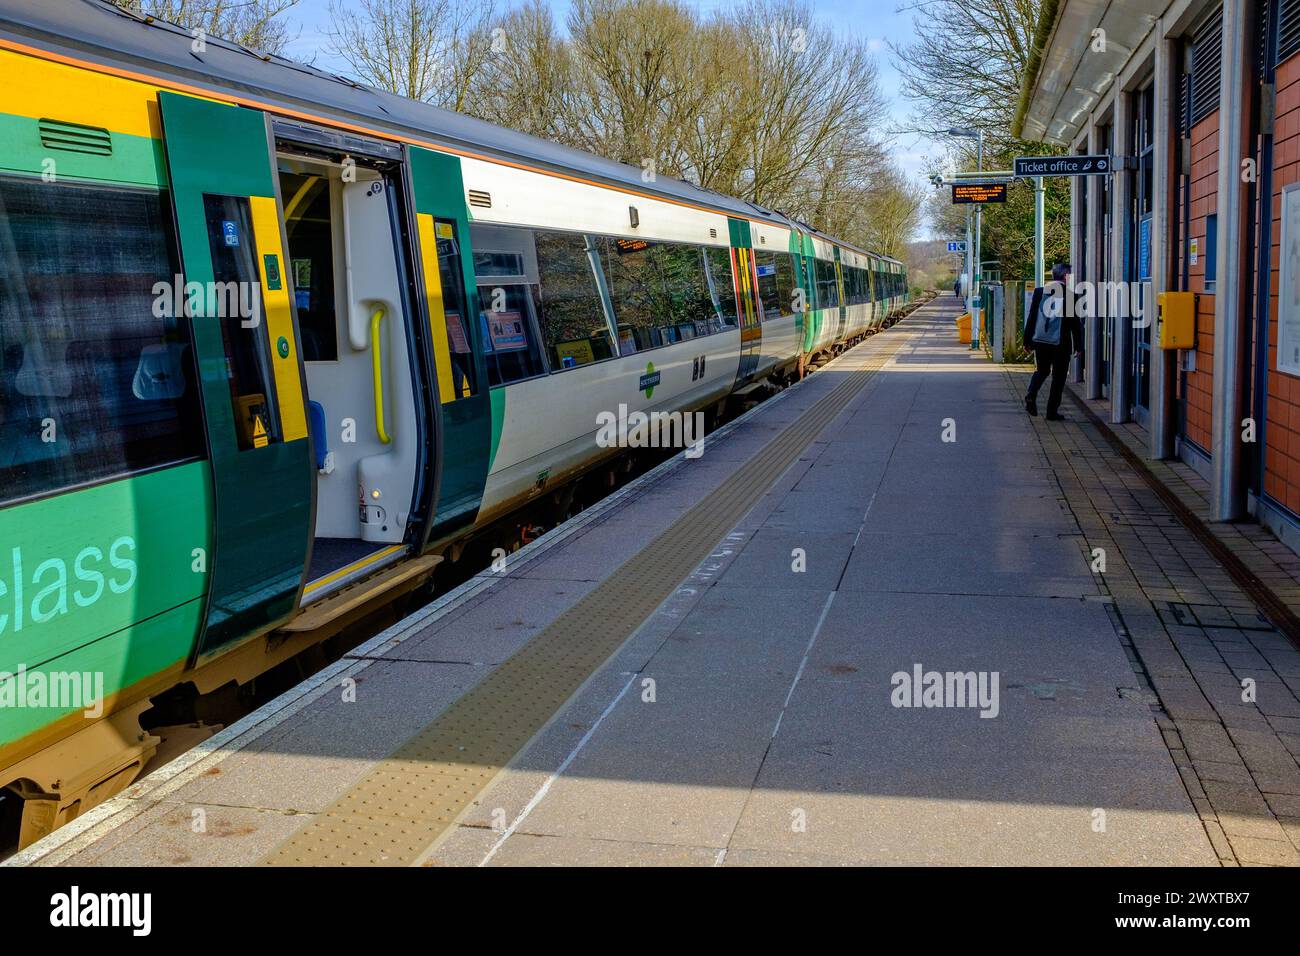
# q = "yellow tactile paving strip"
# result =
<box><xmin>262</xmin><ymin>325</ymin><xmax>915</xmax><ymax>865</ymax></box>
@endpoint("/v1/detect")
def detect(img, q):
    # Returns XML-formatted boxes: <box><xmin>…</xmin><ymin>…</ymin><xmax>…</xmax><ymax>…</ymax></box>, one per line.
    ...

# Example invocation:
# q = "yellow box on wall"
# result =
<box><xmin>1158</xmin><ymin>292</ymin><xmax>1196</xmax><ymax>349</ymax></box>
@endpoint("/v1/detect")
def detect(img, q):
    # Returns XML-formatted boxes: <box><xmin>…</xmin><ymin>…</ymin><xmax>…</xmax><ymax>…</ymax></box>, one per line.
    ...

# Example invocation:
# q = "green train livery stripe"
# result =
<box><xmin>0</xmin><ymin>462</ymin><xmax>212</xmax><ymax>746</ymax></box>
<box><xmin>0</xmin><ymin>112</ymin><xmax>167</xmax><ymax>187</ymax></box>
<box><xmin>488</xmin><ymin>387</ymin><xmax>506</xmax><ymax>474</ymax></box>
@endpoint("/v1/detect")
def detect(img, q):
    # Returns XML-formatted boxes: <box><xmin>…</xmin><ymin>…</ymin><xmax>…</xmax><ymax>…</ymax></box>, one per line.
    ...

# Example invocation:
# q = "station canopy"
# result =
<box><xmin>1015</xmin><ymin>0</ymin><xmax>1164</xmax><ymax>145</ymax></box>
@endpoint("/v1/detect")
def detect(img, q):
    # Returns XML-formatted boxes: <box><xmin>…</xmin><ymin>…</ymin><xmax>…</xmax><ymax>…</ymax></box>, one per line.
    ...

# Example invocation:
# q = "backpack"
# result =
<box><xmin>1031</xmin><ymin>284</ymin><xmax>1064</xmax><ymax>347</ymax></box>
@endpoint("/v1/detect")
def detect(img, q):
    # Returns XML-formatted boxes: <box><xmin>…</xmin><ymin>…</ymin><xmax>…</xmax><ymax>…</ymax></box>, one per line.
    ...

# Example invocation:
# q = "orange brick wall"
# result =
<box><xmin>1180</xmin><ymin>110</ymin><xmax>1219</xmax><ymax>452</ymax></box>
<box><xmin>1263</xmin><ymin>53</ymin><xmax>1300</xmax><ymax>515</ymax></box>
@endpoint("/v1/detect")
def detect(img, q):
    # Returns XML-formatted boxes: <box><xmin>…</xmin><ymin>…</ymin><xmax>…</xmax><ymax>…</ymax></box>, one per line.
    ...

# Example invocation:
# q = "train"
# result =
<box><xmin>0</xmin><ymin>0</ymin><xmax>908</xmax><ymax>850</ymax></box>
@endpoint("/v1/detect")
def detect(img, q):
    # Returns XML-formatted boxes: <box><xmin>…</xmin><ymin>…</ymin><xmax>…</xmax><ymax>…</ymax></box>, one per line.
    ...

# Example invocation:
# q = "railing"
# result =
<box><xmin>370</xmin><ymin>306</ymin><xmax>391</xmax><ymax>445</ymax></box>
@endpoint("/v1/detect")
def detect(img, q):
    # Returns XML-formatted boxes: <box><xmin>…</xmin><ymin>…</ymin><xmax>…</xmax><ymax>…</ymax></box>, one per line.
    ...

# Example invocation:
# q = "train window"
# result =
<box><xmin>433</xmin><ymin>219</ymin><xmax>479</xmax><ymax>398</ymax></box>
<box><xmin>202</xmin><ymin>195</ymin><xmax>282</xmax><ymax>450</ymax></box>
<box><xmin>533</xmin><ymin>231</ymin><xmax>616</xmax><ymax>370</ymax></box>
<box><xmin>469</xmin><ymin>224</ymin><xmax>548</xmax><ymax>386</ymax></box>
<box><xmin>280</xmin><ymin>172</ymin><xmax>338</xmax><ymax>362</ymax></box>
<box><xmin>813</xmin><ymin>258</ymin><xmax>839</xmax><ymax>310</ymax></box>
<box><xmin>0</xmin><ymin>176</ymin><xmax>202</xmax><ymax>505</ymax></box>
<box><xmin>599</xmin><ymin>238</ymin><xmax>728</xmax><ymax>355</ymax></box>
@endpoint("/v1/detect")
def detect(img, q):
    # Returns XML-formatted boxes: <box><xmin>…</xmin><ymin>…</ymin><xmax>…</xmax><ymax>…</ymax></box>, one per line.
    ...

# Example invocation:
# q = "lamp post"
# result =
<box><xmin>949</xmin><ymin>127</ymin><xmax>984</xmax><ymax>349</ymax></box>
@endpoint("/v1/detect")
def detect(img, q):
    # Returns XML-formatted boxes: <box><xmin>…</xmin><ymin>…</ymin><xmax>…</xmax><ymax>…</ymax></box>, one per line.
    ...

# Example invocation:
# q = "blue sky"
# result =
<box><xmin>282</xmin><ymin>0</ymin><xmax>945</xmax><ymax>230</ymax></box>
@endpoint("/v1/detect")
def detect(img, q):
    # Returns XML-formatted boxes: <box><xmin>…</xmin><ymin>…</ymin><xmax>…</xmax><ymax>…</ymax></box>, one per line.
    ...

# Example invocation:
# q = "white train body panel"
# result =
<box><xmin>479</xmin><ymin>333</ymin><xmax>740</xmax><ymax>521</ymax></box>
<box><xmin>460</xmin><ymin>157</ymin><xmax>730</xmax><ymax>248</ymax></box>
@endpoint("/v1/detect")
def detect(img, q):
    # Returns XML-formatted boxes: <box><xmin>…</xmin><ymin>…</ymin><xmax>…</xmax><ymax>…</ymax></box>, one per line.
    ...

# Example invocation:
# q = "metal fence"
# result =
<box><xmin>980</xmin><ymin>280</ymin><xmax>1033</xmax><ymax>363</ymax></box>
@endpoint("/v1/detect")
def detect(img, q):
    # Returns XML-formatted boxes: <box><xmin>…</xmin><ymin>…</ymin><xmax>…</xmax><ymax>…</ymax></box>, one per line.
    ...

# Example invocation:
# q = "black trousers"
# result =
<box><xmin>1026</xmin><ymin>345</ymin><xmax>1071</xmax><ymax>415</ymax></box>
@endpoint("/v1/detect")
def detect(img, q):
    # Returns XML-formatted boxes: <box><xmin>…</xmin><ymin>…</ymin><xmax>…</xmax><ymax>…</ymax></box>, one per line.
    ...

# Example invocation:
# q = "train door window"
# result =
<box><xmin>533</xmin><ymin>230</ymin><xmax>616</xmax><ymax>370</ymax></box>
<box><xmin>774</xmin><ymin>252</ymin><xmax>798</xmax><ymax>317</ymax></box>
<box><xmin>470</xmin><ymin>223</ymin><xmax>548</xmax><ymax>386</ymax></box>
<box><xmin>202</xmin><ymin>195</ymin><xmax>282</xmax><ymax>450</ymax></box>
<box><xmin>0</xmin><ymin>176</ymin><xmax>202</xmax><ymax>505</ymax></box>
<box><xmin>703</xmin><ymin>247</ymin><xmax>738</xmax><ymax>327</ymax></box>
<box><xmin>432</xmin><ymin>220</ymin><xmax>479</xmax><ymax>398</ymax></box>
<box><xmin>280</xmin><ymin>172</ymin><xmax>338</xmax><ymax>362</ymax></box>
<box><xmin>754</xmin><ymin>250</ymin><xmax>780</xmax><ymax>319</ymax></box>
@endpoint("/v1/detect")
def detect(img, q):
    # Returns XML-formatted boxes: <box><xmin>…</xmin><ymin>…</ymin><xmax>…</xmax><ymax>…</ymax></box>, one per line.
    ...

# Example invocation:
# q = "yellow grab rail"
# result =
<box><xmin>370</xmin><ymin>307</ymin><xmax>391</xmax><ymax>445</ymax></box>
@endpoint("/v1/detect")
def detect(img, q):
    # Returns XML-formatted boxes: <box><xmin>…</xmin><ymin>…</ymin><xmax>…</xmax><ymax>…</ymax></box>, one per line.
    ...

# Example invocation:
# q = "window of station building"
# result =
<box><xmin>0</xmin><ymin>176</ymin><xmax>203</xmax><ymax>506</ymax></box>
<box><xmin>432</xmin><ymin>219</ymin><xmax>479</xmax><ymax>399</ymax></box>
<box><xmin>813</xmin><ymin>258</ymin><xmax>839</xmax><ymax>310</ymax></box>
<box><xmin>469</xmin><ymin>225</ymin><xmax>548</xmax><ymax>386</ymax></box>
<box><xmin>1204</xmin><ymin>214</ymin><xmax>1218</xmax><ymax>292</ymax></box>
<box><xmin>598</xmin><ymin>237</ymin><xmax>735</xmax><ymax>355</ymax></box>
<box><xmin>532</xmin><ymin>230</ymin><xmax>616</xmax><ymax>370</ymax></box>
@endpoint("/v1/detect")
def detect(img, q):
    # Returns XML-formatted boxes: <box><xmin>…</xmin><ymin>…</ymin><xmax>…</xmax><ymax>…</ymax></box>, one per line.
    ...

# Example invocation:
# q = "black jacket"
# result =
<box><xmin>1024</xmin><ymin>286</ymin><xmax>1083</xmax><ymax>354</ymax></box>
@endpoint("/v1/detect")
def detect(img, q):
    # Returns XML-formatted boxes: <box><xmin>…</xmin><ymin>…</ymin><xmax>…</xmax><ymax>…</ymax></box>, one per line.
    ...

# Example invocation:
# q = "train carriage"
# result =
<box><xmin>0</xmin><ymin>0</ymin><xmax>906</xmax><ymax>849</ymax></box>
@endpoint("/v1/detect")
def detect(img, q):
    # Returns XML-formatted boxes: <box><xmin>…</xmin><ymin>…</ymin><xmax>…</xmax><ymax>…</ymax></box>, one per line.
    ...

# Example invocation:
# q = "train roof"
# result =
<box><xmin>0</xmin><ymin>0</ymin><xmax>900</xmax><ymax>266</ymax></box>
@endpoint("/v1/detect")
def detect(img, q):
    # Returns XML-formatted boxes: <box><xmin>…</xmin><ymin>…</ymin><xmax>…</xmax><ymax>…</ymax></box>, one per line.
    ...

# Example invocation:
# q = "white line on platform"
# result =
<box><xmin>770</xmin><ymin>591</ymin><xmax>837</xmax><ymax>741</ymax></box>
<box><xmin>476</xmin><ymin>670</ymin><xmax>641</xmax><ymax>867</ymax></box>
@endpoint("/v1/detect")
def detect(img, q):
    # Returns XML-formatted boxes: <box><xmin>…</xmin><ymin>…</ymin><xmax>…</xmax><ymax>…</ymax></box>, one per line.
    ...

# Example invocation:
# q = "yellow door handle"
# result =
<box><xmin>370</xmin><ymin>307</ymin><xmax>391</xmax><ymax>445</ymax></box>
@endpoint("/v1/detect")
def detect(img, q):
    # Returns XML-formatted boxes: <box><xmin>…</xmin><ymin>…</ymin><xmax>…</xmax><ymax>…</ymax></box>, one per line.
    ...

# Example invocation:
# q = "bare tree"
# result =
<box><xmin>466</xmin><ymin>0</ymin><xmax>574</xmax><ymax>138</ymax></box>
<box><xmin>111</xmin><ymin>0</ymin><xmax>301</xmax><ymax>53</ymax></box>
<box><xmin>893</xmin><ymin>0</ymin><xmax>1068</xmax><ymax>280</ymax></box>
<box><xmin>891</xmin><ymin>0</ymin><xmax>1041</xmax><ymax>155</ymax></box>
<box><xmin>861</xmin><ymin>165</ymin><xmax>927</xmax><ymax>259</ymax></box>
<box><xmin>724</xmin><ymin>1</ymin><xmax>887</xmax><ymax>215</ymax></box>
<box><xmin>564</xmin><ymin>0</ymin><xmax>709</xmax><ymax>173</ymax></box>
<box><xmin>325</xmin><ymin>0</ymin><xmax>495</xmax><ymax>108</ymax></box>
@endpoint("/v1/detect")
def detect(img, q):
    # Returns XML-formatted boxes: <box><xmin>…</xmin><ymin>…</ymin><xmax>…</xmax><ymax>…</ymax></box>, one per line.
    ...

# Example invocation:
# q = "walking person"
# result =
<box><xmin>1023</xmin><ymin>263</ymin><xmax>1082</xmax><ymax>421</ymax></box>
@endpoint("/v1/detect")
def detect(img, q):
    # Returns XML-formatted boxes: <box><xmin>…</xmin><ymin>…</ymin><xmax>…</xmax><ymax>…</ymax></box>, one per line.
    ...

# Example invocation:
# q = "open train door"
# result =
<box><xmin>158</xmin><ymin>92</ymin><xmax>313</xmax><ymax>658</ymax></box>
<box><xmin>406</xmin><ymin>146</ymin><xmax>492</xmax><ymax>542</ymax></box>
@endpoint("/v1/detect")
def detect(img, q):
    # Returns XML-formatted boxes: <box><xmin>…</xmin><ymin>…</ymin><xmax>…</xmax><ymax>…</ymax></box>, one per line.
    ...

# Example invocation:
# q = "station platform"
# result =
<box><xmin>12</xmin><ymin>296</ymin><xmax>1300</xmax><ymax>867</ymax></box>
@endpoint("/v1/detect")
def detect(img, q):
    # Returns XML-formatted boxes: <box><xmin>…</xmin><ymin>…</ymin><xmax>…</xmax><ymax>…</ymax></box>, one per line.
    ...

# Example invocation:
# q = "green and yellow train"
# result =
<box><xmin>0</xmin><ymin>0</ymin><xmax>908</xmax><ymax>849</ymax></box>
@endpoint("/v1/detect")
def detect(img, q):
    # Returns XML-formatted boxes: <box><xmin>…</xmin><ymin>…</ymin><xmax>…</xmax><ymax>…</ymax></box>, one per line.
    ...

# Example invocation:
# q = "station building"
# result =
<box><xmin>1015</xmin><ymin>0</ymin><xmax>1300</xmax><ymax>546</ymax></box>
